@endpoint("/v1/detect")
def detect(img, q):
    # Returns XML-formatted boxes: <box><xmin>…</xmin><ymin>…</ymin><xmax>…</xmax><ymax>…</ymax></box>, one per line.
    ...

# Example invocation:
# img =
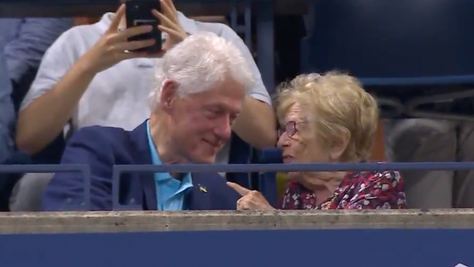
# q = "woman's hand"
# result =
<box><xmin>227</xmin><ymin>182</ymin><xmax>275</xmax><ymax>211</ymax></box>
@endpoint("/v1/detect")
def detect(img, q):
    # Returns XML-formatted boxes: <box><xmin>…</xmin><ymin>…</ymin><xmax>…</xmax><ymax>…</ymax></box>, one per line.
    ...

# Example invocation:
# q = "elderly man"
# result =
<box><xmin>42</xmin><ymin>32</ymin><xmax>248</xmax><ymax>211</ymax></box>
<box><xmin>13</xmin><ymin>0</ymin><xmax>275</xmax><ymax>211</ymax></box>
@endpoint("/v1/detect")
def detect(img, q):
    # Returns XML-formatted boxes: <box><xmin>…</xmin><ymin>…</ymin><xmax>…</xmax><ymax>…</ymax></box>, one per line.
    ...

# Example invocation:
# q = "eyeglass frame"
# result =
<box><xmin>277</xmin><ymin>120</ymin><xmax>305</xmax><ymax>139</ymax></box>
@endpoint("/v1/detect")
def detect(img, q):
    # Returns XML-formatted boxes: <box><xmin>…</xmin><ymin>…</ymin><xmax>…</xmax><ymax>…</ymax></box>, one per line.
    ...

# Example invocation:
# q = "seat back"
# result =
<box><xmin>301</xmin><ymin>0</ymin><xmax>474</xmax><ymax>86</ymax></box>
<box><xmin>258</xmin><ymin>148</ymin><xmax>282</xmax><ymax>207</ymax></box>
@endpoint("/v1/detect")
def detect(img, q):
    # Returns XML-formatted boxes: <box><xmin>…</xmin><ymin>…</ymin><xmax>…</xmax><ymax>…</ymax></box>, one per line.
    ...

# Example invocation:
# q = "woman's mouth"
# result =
<box><xmin>282</xmin><ymin>155</ymin><xmax>293</xmax><ymax>163</ymax></box>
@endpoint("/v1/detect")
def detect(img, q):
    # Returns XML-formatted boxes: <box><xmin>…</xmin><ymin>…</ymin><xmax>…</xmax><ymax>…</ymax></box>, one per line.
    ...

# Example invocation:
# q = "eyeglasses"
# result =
<box><xmin>277</xmin><ymin>121</ymin><xmax>300</xmax><ymax>138</ymax></box>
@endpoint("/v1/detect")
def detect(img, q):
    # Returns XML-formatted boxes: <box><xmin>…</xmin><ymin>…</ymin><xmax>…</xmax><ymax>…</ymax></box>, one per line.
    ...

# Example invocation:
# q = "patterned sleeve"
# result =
<box><xmin>345</xmin><ymin>170</ymin><xmax>407</xmax><ymax>209</ymax></box>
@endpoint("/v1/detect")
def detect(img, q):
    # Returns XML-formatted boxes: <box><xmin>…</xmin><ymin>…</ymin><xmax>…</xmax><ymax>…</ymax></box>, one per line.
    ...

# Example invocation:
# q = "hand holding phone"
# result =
<box><xmin>125</xmin><ymin>0</ymin><xmax>162</xmax><ymax>53</ymax></box>
<box><xmin>81</xmin><ymin>4</ymin><xmax>156</xmax><ymax>74</ymax></box>
<box><xmin>127</xmin><ymin>0</ymin><xmax>189</xmax><ymax>55</ymax></box>
<box><xmin>153</xmin><ymin>0</ymin><xmax>189</xmax><ymax>50</ymax></box>
<box><xmin>123</xmin><ymin>0</ymin><xmax>188</xmax><ymax>57</ymax></box>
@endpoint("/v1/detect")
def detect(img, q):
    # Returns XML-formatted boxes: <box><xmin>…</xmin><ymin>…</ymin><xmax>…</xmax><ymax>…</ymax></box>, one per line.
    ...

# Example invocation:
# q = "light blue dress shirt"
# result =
<box><xmin>146</xmin><ymin>120</ymin><xmax>193</xmax><ymax>210</ymax></box>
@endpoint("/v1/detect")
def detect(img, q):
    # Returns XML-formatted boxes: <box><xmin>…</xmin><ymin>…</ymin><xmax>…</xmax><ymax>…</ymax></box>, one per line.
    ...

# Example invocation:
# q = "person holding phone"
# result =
<box><xmin>11</xmin><ymin>0</ymin><xmax>275</xmax><ymax>211</ymax></box>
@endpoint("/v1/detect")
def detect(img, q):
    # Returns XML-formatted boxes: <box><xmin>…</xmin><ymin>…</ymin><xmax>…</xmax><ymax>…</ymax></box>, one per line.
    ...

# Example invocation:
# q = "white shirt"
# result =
<box><xmin>21</xmin><ymin>12</ymin><xmax>271</xmax><ymax>166</ymax></box>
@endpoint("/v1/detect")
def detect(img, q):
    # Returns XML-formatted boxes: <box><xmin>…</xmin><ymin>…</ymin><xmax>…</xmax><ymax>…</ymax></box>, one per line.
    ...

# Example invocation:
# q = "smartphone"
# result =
<box><xmin>125</xmin><ymin>0</ymin><xmax>162</xmax><ymax>53</ymax></box>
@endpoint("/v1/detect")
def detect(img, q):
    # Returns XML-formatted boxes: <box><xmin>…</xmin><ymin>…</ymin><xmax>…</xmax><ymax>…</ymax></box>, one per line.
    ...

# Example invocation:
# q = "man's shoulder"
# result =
<box><xmin>69</xmin><ymin>125</ymin><xmax>131</xmax><ymax>147</ymax></box>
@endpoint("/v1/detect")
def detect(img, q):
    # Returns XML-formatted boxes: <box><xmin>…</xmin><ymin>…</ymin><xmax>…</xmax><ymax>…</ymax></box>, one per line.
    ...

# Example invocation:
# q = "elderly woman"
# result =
<box><xmin>228</xmin><ymin>72</ymin><xmax>407</xmax><ymax>210</ymax></box>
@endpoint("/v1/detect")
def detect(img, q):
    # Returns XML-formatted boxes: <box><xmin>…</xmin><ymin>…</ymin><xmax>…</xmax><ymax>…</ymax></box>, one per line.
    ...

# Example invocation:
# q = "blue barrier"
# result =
<box><xmin>0</xmin><ymin>229</ymin><xmax>473</xmax><ymax>267</ymax></box>
<box><xmin>1</xmin><ymin>162</ymin><xmax>474</xmax><ymax>267</ymax></box>
<box><xmin>4</xmin><ymin>161</ymin><xmax>474</xmax><ymax>175</ymax></box>
<box><xmin>110</xmin><ymin>161</ymin><xmax>474</xmax><ymax>209</ymax></box>
<box><xmin>111</xmin><ymin>161</ymin><xmax>474</xmax><ymax>173</ymax></box>
<box><xmin>3</xmin><ymin>162</ymin><xmax>474</xmax><ymax>210</ymax></box>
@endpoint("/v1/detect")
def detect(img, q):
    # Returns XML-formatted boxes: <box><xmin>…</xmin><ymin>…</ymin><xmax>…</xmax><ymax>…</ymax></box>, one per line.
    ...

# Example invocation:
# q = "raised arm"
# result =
<box><xmin>222</xmin><ymin>25</ymin><xmax>277</xmax><ymax>149</ymax></box>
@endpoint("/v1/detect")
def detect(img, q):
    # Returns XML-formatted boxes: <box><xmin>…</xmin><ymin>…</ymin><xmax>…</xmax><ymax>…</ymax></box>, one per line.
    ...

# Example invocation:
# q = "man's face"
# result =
<box><xmin>167</xmin><ymin>78</ymin><xmax>245</xmax><ymax>163</ymax></box>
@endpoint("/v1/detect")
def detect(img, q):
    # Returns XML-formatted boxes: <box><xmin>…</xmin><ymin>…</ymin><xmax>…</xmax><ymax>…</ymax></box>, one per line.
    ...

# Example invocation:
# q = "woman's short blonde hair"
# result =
<box><xmin>274</xmin><ymin>72</ymin><xmax>379</xmax><ymax>162</ymax></box>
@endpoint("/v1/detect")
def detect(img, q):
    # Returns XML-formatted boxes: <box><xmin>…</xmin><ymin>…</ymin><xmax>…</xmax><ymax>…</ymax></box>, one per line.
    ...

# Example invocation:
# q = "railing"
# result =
<box><xmin>3</xmin><ymin>162</ymin><xmax>474</xmax><ymax>210</ymax></box>
<box><xmin>2</xmin><ymin>162</ymin><xmax>474</xmax><ymax>267</ymax></box>
<box><xmin>1</xmin><ymin>210</ymin><xmax>474</xmax><ymax>266</ymax></box>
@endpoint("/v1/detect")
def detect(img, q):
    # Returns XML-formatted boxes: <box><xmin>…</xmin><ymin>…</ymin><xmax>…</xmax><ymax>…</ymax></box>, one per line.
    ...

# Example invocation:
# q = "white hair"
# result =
<box><xmin>149</xmin><ymin>31</ymin><xmax>254</xmax><ymax>109</ymax></box>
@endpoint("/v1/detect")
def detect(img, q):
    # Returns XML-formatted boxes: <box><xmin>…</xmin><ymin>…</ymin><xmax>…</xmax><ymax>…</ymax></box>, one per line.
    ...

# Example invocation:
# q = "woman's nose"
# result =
<box><xmin>277</xmin><ymin>132</ymin><xmax>290</xmax><ymax>147</ymax></box>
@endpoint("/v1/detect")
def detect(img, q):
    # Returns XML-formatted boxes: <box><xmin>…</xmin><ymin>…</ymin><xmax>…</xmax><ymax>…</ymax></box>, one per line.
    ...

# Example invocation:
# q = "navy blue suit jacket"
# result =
<box><xmin>42</xmin><ymin>121</ymin><xmax>240</xmax><ymax>211</ymax></box>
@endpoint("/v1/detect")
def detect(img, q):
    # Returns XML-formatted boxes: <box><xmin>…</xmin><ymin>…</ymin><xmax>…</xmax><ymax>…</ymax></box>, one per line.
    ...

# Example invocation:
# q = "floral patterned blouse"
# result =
<box><xmin>280</xmin><ymin>170</ymin><xmax>407</xmax><ymax>210</ymax></box>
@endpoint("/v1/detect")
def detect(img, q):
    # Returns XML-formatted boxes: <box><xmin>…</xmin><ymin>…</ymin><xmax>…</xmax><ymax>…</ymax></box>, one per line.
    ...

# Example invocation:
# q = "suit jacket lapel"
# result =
<box><xmin>129</xmin><ymin>120</ymin><xmax>157</xmax><ymax>210</ymax></box>
<box><xmin>187</xmin><ymin>173</ymin><xmax>210</xmax><ymax>210</ymax></box>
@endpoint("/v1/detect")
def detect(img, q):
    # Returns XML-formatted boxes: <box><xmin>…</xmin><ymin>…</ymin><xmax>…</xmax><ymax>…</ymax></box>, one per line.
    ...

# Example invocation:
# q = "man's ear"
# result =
<box><xmin>159</xmin><ymin>80</ymin><xmax>178</xmax><ymax>111</ymax></box>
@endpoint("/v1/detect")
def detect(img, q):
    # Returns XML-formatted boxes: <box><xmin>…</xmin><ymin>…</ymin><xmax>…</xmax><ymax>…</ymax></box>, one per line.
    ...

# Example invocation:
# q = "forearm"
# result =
<box><xmin>16</xmin><ymin>60</ymin><xmax>96</xmax><ymax>154</ymax></box>
<box><xmin>232</xmin><ymin>96</ymin><xmax>277</xmax><ymax>149</ymax></box>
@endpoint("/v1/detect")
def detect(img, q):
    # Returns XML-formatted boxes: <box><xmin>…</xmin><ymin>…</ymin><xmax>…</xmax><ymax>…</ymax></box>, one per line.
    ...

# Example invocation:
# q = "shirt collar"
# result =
<box><xmin>145</xmin><ymin>120</ymin><xmax>192</xmax><ymax>183</ymax></box>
